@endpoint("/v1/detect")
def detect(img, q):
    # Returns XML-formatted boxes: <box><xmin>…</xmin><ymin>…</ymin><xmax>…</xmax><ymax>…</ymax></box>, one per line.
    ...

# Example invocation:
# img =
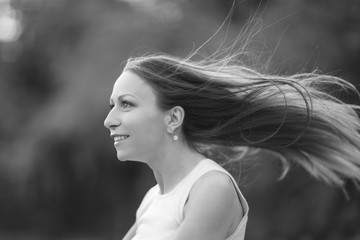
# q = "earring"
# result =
<box><xmin>171</xmin><ymin>132</ymin><xmax>179</xmax><ymax>141</ymax></box>
<box><xmin>168</xmin><ymin>128</ymin><xmax>178</xmax><ymax>141</ymax></box>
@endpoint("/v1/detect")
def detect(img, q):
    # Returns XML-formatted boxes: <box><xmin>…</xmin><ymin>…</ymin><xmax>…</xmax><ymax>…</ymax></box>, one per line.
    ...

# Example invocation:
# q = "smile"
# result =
<box><xmin>114</xmin><ymin>135</ymin><xmax>130</xmax><ymax>143</ymax></box>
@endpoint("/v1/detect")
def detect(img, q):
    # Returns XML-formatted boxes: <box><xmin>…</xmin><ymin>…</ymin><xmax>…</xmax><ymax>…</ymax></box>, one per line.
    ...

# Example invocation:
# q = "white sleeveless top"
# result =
<box><xmin>132</xmin><ymin>159</ymin><xmax>249</xmax><ymax>240</ymax></box>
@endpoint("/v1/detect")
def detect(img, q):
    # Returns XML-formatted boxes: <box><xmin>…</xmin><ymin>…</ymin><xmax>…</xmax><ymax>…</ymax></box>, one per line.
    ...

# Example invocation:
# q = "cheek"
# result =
<box><xmin>142</xmin><ymin>116</ymin><xmax>166</xmax><ymax>143</ymax></box>
<box><xmin>126</xmin><ymin>111</ymin><xmax>166</xmax><ymax>145</ymax></box>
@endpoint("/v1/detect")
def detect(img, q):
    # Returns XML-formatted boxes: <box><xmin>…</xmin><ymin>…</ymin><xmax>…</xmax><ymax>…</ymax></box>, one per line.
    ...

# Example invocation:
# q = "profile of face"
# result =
<box><xmin>104</xmin><ymin>71</ymin><xmax>170</xmax><ymax>163</ymax></box>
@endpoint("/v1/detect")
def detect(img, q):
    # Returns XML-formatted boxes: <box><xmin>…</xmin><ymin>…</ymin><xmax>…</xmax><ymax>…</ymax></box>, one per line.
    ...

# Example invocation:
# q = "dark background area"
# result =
<box><xmin>0</xmin><ymin>0</ymin><xmax>359</xmax><ymax>239</ymax></box>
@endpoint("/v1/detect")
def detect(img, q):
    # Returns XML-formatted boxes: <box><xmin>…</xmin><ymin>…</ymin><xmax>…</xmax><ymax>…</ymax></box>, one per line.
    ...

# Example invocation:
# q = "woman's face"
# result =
<box><xmin>104</xmin><ymin>71</ymin><xmax>169</xmax><ymax>163</ymax></box>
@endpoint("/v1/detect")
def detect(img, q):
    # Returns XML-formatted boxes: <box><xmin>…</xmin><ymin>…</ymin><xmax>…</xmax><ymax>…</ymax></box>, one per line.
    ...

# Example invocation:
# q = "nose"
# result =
<box><xmin>104</xmin><ymin>108</ymin><xmax>120</xmax><ymax>130</ymax></box>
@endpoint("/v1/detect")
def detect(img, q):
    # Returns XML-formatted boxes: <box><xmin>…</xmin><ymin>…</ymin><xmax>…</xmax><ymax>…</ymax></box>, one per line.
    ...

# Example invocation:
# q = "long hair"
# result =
<box><xmin>123</xmin><ymin>50</ymin><xmax>360</xmax><ymax>187</ymax></box>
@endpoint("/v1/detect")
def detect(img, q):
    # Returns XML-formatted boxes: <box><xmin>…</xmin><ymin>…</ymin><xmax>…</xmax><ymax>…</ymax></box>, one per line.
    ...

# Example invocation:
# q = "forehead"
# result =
<box><xmin>111</xmin><ymin>71</ymin><xmax>156</xmax><ymax>101</ymax></box>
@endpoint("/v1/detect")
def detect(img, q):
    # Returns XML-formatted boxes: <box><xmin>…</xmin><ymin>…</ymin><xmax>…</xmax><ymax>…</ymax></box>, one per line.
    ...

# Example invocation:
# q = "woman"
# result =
<box><xmin>104</xmin><ymin>51</ymin><xmax>360</xmax><ymax>240</ymax></box>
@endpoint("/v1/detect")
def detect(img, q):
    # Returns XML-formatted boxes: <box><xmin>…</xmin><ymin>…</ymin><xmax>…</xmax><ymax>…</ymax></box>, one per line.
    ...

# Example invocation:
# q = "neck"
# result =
<box><xmin>148</xmin><ymin>141</ymin><xmax>206</xmax><ymax>194</ymax></box>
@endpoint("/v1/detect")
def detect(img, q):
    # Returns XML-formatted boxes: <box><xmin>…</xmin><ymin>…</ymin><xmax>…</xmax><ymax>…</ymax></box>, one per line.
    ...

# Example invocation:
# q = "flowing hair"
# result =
<box><xmin>123</xmin><ymin>46</ymin><xmax>360</xmax><ymax>187</ymax></box>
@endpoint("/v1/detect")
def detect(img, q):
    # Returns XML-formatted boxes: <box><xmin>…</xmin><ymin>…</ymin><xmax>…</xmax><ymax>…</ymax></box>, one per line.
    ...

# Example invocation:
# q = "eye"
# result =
<box><xmin>120</xmin><ymin>100</ymin><xmax>134</xmax><ymax>110</ymax></box>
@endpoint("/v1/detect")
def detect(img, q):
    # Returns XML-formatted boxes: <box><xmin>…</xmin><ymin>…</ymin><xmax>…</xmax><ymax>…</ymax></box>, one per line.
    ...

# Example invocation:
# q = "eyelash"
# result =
<box><xmin>120</xmin><ymin>100</ymin><xmax>133</xmax><ymax>109</ymax></box>
<box><xmin>109</xmin><ymin>100</ymin><xmax>134</xmax><ymax>110</ymax></box>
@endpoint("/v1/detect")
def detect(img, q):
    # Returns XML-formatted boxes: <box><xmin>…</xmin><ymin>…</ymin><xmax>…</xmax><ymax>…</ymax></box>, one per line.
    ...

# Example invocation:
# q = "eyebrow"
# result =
<box><xmin>109</xmin><ymin>94</ymin><xmax>136</xmax><ymax>104</ymax></box>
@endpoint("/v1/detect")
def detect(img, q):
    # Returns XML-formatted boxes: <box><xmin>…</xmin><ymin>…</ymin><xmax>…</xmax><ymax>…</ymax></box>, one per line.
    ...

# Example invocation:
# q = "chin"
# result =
<box><xmin>116</xmin><ymin>153</ymin><xmax>148</xmax><ymax>164</ymax></box>
<box><xmin>116</xmin><ymin>154</ymin><xmax>130</xmax><ymax>162</ymax></box>
<box><xmin>116</xmin><ymin>152</ymin><xmax>137</xmax><ymax>162</ymax></box>
<box><xmin>116</xmin><ymin>157</ymin><xmax>128</xmax><ymax>162</ymax></box>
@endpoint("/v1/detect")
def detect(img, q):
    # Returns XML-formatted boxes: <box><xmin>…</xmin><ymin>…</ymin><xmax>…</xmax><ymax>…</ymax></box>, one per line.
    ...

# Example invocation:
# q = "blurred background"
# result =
<box><xmin>1</xmin><ymin>0</ymin><xmax>360</xmax><ymax>239</ymax></box>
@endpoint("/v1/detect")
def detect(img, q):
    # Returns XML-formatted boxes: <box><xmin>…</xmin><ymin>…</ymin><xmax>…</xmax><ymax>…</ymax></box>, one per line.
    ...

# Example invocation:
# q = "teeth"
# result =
<box><xmin>114</xmin><ymin>135</ymin><xmax>129</xmax><ymax>142</ymax></box>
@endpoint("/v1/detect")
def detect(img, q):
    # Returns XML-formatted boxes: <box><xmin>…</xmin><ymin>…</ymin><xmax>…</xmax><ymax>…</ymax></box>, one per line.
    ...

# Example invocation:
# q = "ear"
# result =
<box><xmin>165</xmin><ymin>106</ymin><xmax>185</xmax><ymax>132</ymax></box>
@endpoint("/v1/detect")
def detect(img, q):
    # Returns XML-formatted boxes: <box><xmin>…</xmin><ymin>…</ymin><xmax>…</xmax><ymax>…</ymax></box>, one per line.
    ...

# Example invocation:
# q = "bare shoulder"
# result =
<box><xmin>190</xmin><ymin>171</ymin><xmax>239</xmax><ymax>200</ymax></box>
<box><xmin>177</xmin><ymin>170</ymin><xmax>243</xmax><ymax>240</ymax></box>
<box><xmin>187</xmin><ymin>171</ymin><xmax>243</xmax><ymax>217</ymax></box>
